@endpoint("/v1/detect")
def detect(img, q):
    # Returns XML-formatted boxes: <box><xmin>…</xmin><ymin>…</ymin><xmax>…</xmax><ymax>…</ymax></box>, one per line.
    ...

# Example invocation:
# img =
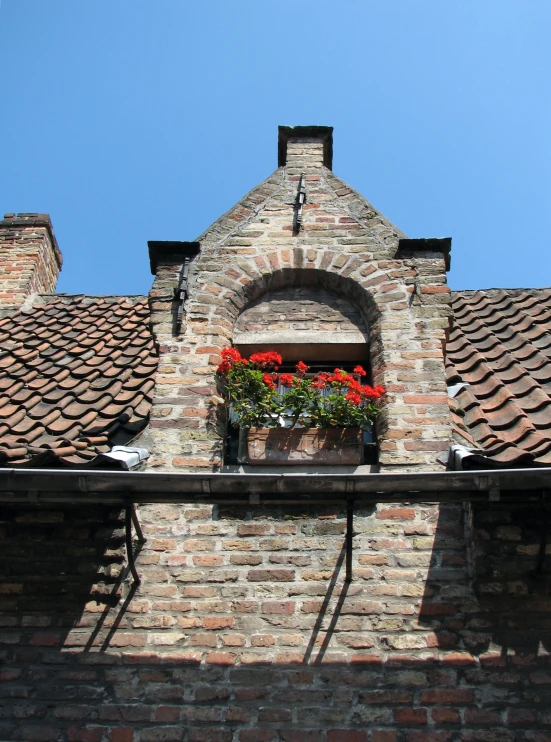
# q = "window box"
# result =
<box><xmin>246</xmin><ymin>427</ymin><xmax>364</xmax><ymax>466</ymax></box>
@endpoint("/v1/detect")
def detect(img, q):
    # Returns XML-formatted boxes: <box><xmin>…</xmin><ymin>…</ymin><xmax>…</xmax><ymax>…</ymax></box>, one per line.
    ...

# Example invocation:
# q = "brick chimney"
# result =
<box><xmin>0</xmin><ymin>213</ymin><xmax>62</xmax><ymax>313</ymax></box>
<box><xmin>278</xmin><ymin>125</ymin><xmax>333</xmax><ymax>173</ymax></box>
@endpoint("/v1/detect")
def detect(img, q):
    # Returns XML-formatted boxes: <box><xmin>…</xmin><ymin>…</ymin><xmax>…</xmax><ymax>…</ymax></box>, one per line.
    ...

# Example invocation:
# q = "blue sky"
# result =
<box><xmin>0</xmin><ymin>1</ymin><xmax>549</xmax><ymax>296</ymax></box>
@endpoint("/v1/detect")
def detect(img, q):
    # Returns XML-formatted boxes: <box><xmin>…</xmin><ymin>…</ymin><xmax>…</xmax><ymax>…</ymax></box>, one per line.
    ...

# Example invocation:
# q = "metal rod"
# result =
<box><xmin>345</xmin><ymin>499</ymin><xmax>354</xmax><ymax>582</ymax></box>
<box><xmin>125</xmin><ymin>505</ymin><xmax>141</xmax><ymax>586</ymax></box>
<box><xmin>129</xmin><ymin>503</ymin><xmax>146</xmax><ymax>544</ymax></box>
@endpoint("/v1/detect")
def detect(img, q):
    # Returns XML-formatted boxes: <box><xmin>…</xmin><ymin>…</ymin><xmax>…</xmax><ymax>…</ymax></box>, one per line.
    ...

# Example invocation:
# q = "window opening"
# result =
<box><xmin>224</xmin><ymin>358</ymin><xmax>378</xmax><ymax>466</ymax></box>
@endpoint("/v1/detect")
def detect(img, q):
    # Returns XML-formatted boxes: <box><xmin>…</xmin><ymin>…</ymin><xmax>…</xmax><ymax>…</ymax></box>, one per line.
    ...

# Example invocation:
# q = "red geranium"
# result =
<box><xmin>217</xmin><ymin>360</ymin><xmax>231</xmax><ymax>375</ymax></box>
<box><xmin>217</xmin><ymin>347</ymin><xmax>385</xmax><ymax>430</ymax></box>
<box><xmin>217</xmin><ymin>347</ymin><xmax>246</xmax><ymax>375</ymax></box>
<box><xmin>279</xmin><ymin>373</ymin><xmax>295</xmax><ymax>387</ymax></box>
<box><xmin>345</xmin><ymin>392</ymin><xmax>362</xmax><ymax>405</ymax></box>
<box><xmin>222</xmin><ymin>347</ymin><xmax>243</xmax><ymax>364</ymax></box>
<box><xmin>262</xmin><ymin>373</ymin><xmax>277</xmax><ymax>390</ymax></box>
<box><xmin>249</xmin><ymin>351</ymin><xmax>282</xmax><ymax>369</ymax></box>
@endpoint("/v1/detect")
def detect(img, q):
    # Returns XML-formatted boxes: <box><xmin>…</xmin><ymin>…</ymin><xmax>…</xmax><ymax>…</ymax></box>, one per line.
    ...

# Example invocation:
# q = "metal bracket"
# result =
<box><xmin>173</xmin><ymin>256</ymin><xmax>192</xmax><ymax>336</ymax></box>
<box><xmin>345</xmin><ymin>499</ymin><xmax>355</xmax><ymax>583</ymax></box>
<box><xmin>293</xmin><ymin>174</ymin><xmax>307</xmax><ymax>233</ymax></box>
<box><xmin>124</xmin><ymin>502</ymin><xmax>146</xmax><ymax>586</ymax></box>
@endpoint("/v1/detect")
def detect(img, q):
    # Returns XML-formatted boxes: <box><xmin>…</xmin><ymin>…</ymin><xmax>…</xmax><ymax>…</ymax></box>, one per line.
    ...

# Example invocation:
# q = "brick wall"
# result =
<box><xmin>234</xmin><ymin>287</ymin><xmax>367</xmax><ymax>343</ymax></box>
<box><xmin>0</xmin><ymin>213</ymin><xmax>62</xmax><ymax>313</ymax></box>
<box><xmin>0</xmin><ymin>500</ymin><xmax>550</xmax><ymax>741</ymax></box>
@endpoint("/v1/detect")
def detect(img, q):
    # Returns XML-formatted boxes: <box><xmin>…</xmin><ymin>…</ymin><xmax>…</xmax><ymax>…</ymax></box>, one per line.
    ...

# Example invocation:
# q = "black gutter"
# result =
<box><xmin>0</xmin><ymin>467</ymin><xmax>550</xmax><ymax>505</ymax></box>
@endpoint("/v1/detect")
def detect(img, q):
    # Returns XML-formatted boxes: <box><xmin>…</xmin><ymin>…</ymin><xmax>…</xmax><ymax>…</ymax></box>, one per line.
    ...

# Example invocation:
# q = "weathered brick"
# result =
<box><xmin>247</xmin><ymin>569</ymin><xmax>295</xmax><ymax>582</ymax></box>
<box><xmin>261</xmin><ymin>601</ymin><xmax>295</xmax><ymax>614</ymax></box>
<box><xmin>327</xmin><ymin>732</ymin><xmax>368</xmax><ymax>742</ymax></box>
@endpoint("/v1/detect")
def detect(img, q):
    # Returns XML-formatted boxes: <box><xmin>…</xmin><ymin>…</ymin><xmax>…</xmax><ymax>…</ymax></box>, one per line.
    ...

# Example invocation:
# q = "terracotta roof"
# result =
<box><xmin>0</xmin><ymin>295</ymin><xmax>157</xmax><ymax>467</ymax></box>
<box><xmin>446</xmin><ymin>289</ymin><xmax>551</xmax><ymax>467</ymax></box>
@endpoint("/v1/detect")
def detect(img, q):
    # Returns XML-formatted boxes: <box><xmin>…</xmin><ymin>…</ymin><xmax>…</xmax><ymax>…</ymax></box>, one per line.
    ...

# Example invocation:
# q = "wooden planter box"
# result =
<box><xmin>246</xmin><ymin>427</ymin><xmax>364</xmax><ymax>466</ymax></box>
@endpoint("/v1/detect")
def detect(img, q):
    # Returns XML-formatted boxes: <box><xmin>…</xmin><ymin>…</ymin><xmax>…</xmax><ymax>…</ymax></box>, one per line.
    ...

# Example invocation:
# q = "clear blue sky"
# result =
<box><xmin>1</xmin><ymin>1</ymin><xmax>549</xmax><ymax>296</ymax></box>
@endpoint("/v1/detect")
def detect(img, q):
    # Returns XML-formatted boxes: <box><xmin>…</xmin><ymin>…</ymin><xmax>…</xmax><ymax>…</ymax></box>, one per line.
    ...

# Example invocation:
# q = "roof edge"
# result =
<box><xmin>1</xmin><ymin>467</ymin><xmax>549</xmax><ymax>503</ymax></box>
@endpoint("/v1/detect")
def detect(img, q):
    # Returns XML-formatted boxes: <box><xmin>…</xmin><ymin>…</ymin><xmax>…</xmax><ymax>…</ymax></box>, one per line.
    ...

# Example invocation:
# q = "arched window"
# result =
<box><xmin>225</xmin><ymin>284</ymin><xmax>377</xmax><ymax>466</ymax></box>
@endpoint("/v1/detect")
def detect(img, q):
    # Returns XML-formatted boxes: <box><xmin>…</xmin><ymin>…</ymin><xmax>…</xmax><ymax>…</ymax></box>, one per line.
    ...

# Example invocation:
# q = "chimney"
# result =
<box><xmin>0</xmin><ymin>213</ymin><xmax>62</xmax><ymax>313</ymax></box>
<box><xmin>278</xmin><ymin>125</ymin><xmax>333</xmax><ymax>174</ymax></box>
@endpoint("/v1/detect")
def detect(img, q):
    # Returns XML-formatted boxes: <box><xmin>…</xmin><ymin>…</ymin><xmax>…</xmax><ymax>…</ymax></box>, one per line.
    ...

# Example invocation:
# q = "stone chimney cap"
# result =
<box><xmin>278</xmin><ymin>126</ymin><xmax>333</xmax><ymax>170</ymax></box>
<box><xmin>1</xmin><ymin>212</ymin><xmax>62</xmax><ymax>269</ymax></box>
<box><xmin>147</xmin><ymin>241</ymin><xmax>201</xmax><ymax>275</ymax></box>
<box><xmin>397</xmin><ymin>237</ymin><xmax>452</xmax><ymax>271</ymax></box>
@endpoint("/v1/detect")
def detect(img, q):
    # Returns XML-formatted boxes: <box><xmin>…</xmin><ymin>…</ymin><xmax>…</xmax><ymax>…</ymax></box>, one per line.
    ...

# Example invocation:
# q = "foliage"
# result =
<box><xmin>217</xmin><ymin>348</ymin><xmax>385</xmax><ymax>430</ymax></box>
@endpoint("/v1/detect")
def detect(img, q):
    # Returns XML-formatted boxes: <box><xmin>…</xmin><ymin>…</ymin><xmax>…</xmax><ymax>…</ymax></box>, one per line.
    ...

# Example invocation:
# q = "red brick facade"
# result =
<box><xmin>0</xmin><ymin>213</ymin><xmax>62</xmax><ymax>312</ymax></box>
<box><xmin>1</xmin><ymin>500</ymin><xmax>550</xmax><ymax>741</ymax></box>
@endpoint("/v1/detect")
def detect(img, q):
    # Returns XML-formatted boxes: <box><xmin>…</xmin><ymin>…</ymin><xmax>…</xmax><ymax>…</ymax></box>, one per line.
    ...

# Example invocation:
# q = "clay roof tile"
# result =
<box><xmin>447</xmin><ymin>289</ymin><xmax>551</xmax><ymax>466</ymax></box>
<box><xmin>0</xmin><ymin>296</ymin><xmax>157</xmax><ymax>467</ymax></box>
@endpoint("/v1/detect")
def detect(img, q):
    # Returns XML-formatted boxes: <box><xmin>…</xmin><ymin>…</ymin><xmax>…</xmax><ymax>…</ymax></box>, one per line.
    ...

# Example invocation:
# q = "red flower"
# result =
<box><xmin>262</xmin><ymin>373</ymin><xmax>277</xmax><ymax>390</ymax></box>
<box><xmin>312</xmin><ymin>380</ymin><xmax>326</xmax><ymax>389</ymax></box>
<box><xmin>217</xmin><ymin>360</ymin><xmax>231</xmax><ymax>375</ymax></box>
<box><xmin>279</xmin><ymin>373</ymin><xmax>295</xmax><ymax>387</ymax></box>
<box><xmin>345</xmin><ymin>392</ymin><xmax>362</xmax><ymax>405</ymax></box>
<box><xmin>295</xmin><ymin>360</ymin><xmax>309</xmax><ymax>375</ymax></box>
<box><xmin>353</xmin><ymin>365</ymin><xmax>367</xmax><ymax>377</ymax></box>
<box><xmin>346</xmin><ymin>378</ymin><xmax>362</xmax><ymax>393</ymax></box>
<box><xmin>328</xmin><ymin>369</ymin><xmax>346</xmax><ymax>384</ymax></box>
<box><xmin>221</xmin><ymin>347</ymin><xmax>243</xmax><ymax>364</ymax></box>
<box><xmin>249</xmin><ymin>351</ymin><xmax>282</xmax><ymax>369</ymax></box>
<box><xmin>362</xmin><ymin>385</ymin><xmax>385</xmax><ymax>399</ymax></box>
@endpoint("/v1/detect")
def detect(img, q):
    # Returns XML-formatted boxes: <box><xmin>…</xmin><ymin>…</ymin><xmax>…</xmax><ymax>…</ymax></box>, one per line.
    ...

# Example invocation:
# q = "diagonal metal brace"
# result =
<box><xmin>345</xmin><ymin>498</ymin><xmax>355</xmax><ymax>583</ymax></box>
<box><xmin>125</xmin><ymin>502</ymin><xmax>146</xmax><ymax>586</ymax></box>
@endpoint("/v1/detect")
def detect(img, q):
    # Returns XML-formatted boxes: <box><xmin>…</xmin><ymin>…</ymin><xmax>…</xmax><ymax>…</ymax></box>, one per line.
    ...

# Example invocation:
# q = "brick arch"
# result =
<box><xmin>234</xmin><ymin>267</ymin><xmax>380</xmax><ymax>332</ymax></box>
<box><xmin>187</xmin><ymin>247</ymin><xmax>407</xmax><ymax>339</ymax></box>
<box><xmin>186</xmin><ymin>248</ymin><xmax>415</xmax><ymax>391</ymax></box>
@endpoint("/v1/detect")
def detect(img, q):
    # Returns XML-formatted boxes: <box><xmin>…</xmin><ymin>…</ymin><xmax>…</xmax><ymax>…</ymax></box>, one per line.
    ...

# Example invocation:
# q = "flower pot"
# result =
<box><xmin>246</xmin><ymin>427</ymin><xmax>364</xmax><ymax>466</ymax></box>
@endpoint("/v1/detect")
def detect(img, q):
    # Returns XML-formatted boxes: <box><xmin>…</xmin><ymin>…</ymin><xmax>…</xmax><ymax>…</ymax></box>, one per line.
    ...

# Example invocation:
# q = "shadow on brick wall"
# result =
<box><xmin>419</xmin><ymin>502</ymin><xmax>551</xmax><ymax>659</ymax></box>
<box><xmin>0</xmin><ymin>504</ymin><xmax>128</xmax><ymax>651</ymax></box>
<box><xmin>1</xmin><ymin>502</ymin><xmax>551</xmax><ymax>741</ymax></box>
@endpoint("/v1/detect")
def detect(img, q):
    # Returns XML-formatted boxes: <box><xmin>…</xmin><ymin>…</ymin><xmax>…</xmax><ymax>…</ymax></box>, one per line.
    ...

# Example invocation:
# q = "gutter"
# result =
<box><xmin>1</xmin><ymin>467</ymin><xmax>550</xmax><ymax>505</ymax></box>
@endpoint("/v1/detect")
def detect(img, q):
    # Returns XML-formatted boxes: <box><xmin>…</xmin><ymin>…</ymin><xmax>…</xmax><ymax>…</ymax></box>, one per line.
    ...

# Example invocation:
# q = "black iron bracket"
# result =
<box><xmin>293</xmin><ymin>174</ymin><xmax>307</xmax><ymax>233</ymax></box>
<box><xmin>173</xmin><ymin>255</ymin><xmax>193</xmax><ymax>336</ymax></box>
<box><xmin>124</xmin><ymin>502</ymin><xmax>146</xmax><ymax>586</ymax></box>
<box><xmin>345</xmin><ymin>498</ymin><xmax>355</xmax><ymax>583</ymax></box>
